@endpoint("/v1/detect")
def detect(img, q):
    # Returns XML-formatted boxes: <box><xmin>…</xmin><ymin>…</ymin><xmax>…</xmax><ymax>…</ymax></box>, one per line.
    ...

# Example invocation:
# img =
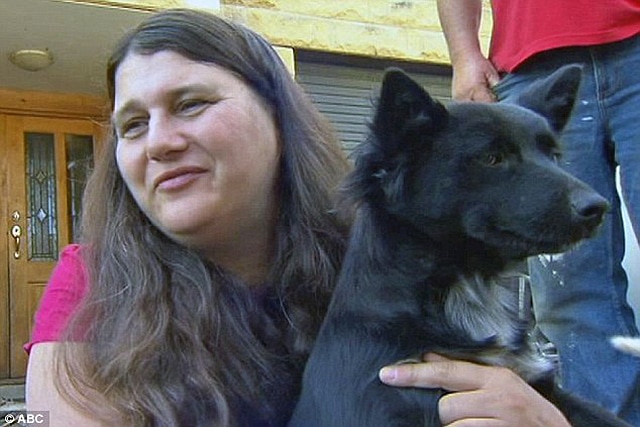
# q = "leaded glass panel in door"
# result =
<box><xmin>65</xmin><ymin>134</ymin><xmax>94</xmax><ymax>242</ymax></box>
<box><xmin>25</xmin><ymin>132</ymin><xmax>58</xmax><ymax>262</ymax></box>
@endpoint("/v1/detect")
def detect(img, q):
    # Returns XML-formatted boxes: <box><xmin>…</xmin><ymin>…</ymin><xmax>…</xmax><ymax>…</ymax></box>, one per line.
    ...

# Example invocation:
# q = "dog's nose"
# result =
<box><xmin>572</xmin><ymin>191</ymin><xmax>609</xmax><ymax>228</ymax></box>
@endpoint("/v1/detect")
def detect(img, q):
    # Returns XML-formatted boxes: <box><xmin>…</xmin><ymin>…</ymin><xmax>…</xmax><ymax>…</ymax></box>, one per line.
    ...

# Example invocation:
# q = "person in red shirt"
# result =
<box><xmin>437</xmin><ymin>1</ymin><xmax>640</xmax><ymax>424</ymax></box>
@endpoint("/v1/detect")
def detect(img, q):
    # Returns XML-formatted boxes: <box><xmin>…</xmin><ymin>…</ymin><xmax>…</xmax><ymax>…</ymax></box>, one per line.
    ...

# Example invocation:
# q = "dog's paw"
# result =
<box><xmin>610</xmin><ymin>336</ymin><xmax>640</xmax><ymax>358</ymax></box>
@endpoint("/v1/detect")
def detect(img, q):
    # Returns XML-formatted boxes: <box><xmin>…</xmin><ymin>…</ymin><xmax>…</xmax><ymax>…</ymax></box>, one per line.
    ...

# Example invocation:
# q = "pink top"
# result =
<box><xmin>24</xmin><ymin>244</ymin><xmax>88</xmax><ymax>354</ymax></box>
<box><xmin>490</xmin><ymin>0</ymin><xmax>640</xmax><ymax>72</ymax></box>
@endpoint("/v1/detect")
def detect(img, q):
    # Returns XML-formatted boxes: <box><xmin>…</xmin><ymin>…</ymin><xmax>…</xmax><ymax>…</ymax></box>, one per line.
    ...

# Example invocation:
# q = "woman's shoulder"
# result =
<box><xmin>59</xmin><ymin>242</ymin><xmax>84</xmax><ymax>264</ymax></box>
<box><xmin>54</xmin><ymin>243</ymin><xmax>88</xmax><ymax>289</ymax></box>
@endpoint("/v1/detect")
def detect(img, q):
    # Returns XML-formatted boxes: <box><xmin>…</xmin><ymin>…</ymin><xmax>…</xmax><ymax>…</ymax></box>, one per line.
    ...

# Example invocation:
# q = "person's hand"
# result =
<box><xmin>379</xmin><ymin>353</ymin><xmax>571</xmax><ymax>427</ymax></box>
<box><xmin>451</xmin><ymin>55</ymin><xmax>500</xmax><ymax>103</ymax></box>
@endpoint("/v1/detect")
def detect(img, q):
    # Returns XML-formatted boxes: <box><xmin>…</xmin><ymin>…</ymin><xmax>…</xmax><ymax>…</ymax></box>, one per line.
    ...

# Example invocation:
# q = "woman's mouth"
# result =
<box><xmin>154</xmin><ymin>167</ymin><xmax>207</xmax><ymax>191</ymax></box>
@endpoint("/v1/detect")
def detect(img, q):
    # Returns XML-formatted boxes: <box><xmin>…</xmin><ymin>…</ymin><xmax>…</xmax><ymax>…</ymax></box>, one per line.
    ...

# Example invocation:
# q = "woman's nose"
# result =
<box><xmin>145</xmin><ymin>116</ymin><xmax>188</xmax><ymax>160</ymax></box>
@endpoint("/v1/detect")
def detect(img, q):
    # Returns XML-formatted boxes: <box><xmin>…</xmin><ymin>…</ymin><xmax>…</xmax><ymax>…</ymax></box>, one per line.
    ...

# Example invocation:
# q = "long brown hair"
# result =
<box><xmin>58</xmin><ymin>9</ymin><xmax>350</xmax><ymax>426</ymax></box>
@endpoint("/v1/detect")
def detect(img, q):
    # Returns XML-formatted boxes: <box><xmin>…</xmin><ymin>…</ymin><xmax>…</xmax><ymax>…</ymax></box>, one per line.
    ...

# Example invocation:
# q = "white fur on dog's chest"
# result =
<box><xmin>442</xmin><ymin>274</ymin><xmax>553</xmax><ymax>382</ymax></box>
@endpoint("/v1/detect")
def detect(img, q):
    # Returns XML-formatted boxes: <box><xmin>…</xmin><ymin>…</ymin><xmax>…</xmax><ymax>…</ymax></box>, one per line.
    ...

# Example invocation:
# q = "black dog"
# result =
<box><xmin>289</xmin><ymin>66</ymin><xmax>631</xmax><ymax>426</ymax></box>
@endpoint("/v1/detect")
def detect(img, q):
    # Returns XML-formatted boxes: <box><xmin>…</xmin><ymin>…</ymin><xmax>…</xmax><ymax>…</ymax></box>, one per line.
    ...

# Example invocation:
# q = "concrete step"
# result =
<box><xmin>0</xmin><ymin>384</ymin><xmax>26</xmax><ymax>426</ymax></box>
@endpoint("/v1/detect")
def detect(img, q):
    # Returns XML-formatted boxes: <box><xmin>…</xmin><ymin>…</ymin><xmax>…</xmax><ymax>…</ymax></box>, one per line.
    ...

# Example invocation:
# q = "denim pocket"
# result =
<box><xmin>492</xmin><ymin>73</ymin><xmax>517</xmax><ymax>102</ymax></box>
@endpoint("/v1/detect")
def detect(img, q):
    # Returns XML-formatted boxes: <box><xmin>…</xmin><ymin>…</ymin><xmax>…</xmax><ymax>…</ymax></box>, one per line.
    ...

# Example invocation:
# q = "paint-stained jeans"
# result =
<box><xmin>494</xmin><ymin>34</ymin><xmax>640</xmax><ymax>425</ymax></box>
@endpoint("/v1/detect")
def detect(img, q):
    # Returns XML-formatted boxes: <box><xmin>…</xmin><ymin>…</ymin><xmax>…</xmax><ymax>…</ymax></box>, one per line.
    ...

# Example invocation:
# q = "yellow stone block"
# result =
<box><xmin>60</xmin><ymin>0</ymin><xmax>219</xmax><ymax>11</ymax></box>
<box><xmin>226</xmin><ymin>0</ymin><xmax>443</xmax><ymax>30</ymax></box>
<box><xmin>61</xmin><ymin>0</ymin><xmax>493</xmax><ymax>64</ymax></box>
<box><xmin>274</xmin><ymin>46</ymin><xmax>295</xmax><ymax>75</ymax></box>
<box><xmin>224</xmin><ymin>5</ymin><xmax>451</xmax><ymax>64</ymax></box>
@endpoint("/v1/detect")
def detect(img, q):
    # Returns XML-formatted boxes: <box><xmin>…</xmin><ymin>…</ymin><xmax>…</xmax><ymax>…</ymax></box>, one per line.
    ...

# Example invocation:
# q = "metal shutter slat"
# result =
<box><xmin>297</xmin><ymin>59</ymin><xmax>451</xmax><ymax>154</ymax></box>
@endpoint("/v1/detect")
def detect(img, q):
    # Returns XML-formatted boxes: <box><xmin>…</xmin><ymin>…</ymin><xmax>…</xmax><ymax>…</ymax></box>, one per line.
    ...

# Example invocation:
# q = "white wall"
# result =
<box><xmin>619</xmin><ymin>171</ymin><xmax>640</xmax><ymax>329</ymax></box>
<box><xmin>622</xmin><ymin>196</ymin><xmax>640</xmax><ymax>329</ymax></box>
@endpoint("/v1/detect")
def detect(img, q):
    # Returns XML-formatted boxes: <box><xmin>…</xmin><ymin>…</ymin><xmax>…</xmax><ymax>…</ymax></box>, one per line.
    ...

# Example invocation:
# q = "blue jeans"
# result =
<box><xmin>494</xmin><ymin>34</ymin><xmax>640</xmax><ymax>425</ymax></box>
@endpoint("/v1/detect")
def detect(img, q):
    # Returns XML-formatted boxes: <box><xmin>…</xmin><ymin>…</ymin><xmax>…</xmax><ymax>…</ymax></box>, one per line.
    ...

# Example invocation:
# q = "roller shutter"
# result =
<box><xmin>296</xmin><ymin>54</ymin><xmax>452</xmax><ymax>153</ymax></box>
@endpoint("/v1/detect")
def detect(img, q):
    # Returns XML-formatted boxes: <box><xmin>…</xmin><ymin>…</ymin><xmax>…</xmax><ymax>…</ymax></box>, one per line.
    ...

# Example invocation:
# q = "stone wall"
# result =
<box><xmin>73</xmin><ymin>0</ymin><xmax>493</xmax><ymax>65</ymax></box>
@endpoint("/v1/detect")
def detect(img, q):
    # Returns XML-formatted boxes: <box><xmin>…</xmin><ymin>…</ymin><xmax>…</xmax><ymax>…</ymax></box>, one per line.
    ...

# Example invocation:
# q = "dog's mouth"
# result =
<box><xmin>475</xmin><ymin>224</ymin><xmax>594</xmax><ymax>259</ymax></box>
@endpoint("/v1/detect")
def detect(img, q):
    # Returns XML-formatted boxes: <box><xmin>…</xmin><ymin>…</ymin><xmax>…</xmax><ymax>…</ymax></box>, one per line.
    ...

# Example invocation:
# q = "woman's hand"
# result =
<box><xmin>379</xmin><ymin>353</ymin><xmax>571</xmax><ymax>427</ymax></box>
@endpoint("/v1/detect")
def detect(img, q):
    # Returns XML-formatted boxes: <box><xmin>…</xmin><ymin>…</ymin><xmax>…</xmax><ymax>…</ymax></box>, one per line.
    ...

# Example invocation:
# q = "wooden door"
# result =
<box><xmin>4</xmin><ymin>116</ymin><xmax>99</xmax><ymax>378</ymax></box>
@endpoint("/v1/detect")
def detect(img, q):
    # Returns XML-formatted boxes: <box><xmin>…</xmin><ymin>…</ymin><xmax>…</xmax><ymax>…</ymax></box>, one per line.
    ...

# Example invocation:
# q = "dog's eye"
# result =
<box><xmin>484</xmin><ymin>153</ymin><xmax>504</xmax><ymax>166</ymax></box>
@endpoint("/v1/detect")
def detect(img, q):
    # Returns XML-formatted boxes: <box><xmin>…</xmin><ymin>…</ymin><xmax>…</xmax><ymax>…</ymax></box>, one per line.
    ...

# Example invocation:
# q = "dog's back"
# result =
<box><xmin>290</xmin><ymin>67</ymin><xmax>628</xmax><ymax>427</ymax></box>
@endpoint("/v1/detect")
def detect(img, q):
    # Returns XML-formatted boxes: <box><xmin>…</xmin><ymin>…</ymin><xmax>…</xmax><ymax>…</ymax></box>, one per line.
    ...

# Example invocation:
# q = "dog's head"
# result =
<box><xmin>348</xmin><ymin>66</ymin><xmax>608</xmax><ymax>260</ymax></box>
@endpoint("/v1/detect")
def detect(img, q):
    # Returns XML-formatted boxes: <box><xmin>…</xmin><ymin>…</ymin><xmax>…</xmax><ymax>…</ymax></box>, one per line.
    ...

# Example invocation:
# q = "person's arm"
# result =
<box><xmin>26</xmin><ymin>342</ymin><xmax>103</xmax><ymax>426</ymax></box>
<box><xmin>436</xmin><ymin>0</ymin><xmax>500</xmax><ymax>102</ymax></box>
<box><xmin>379</xmin><ymin>353</ymin><xmax>571</xmax><ymax>427</ymax></box>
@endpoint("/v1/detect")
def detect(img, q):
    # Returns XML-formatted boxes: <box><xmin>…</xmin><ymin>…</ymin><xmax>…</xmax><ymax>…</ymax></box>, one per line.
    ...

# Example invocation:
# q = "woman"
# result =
<box><xmin>26</xmin><ymin>9</ymin><xmax>571</xmax><ymax>427</ymax></box>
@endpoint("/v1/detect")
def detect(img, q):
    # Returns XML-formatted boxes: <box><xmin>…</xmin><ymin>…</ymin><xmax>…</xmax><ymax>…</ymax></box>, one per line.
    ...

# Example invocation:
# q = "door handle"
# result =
<box><xmin>11</xmin><ymin>225</ymin><xmax>22</xmax><ymax>259</ymax></box>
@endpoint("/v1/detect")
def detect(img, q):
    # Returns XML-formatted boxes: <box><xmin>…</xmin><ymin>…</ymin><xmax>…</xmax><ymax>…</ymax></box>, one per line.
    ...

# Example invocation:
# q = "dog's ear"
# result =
<box><xmin>372</xmin><ymin>68</ymin><xmax>448</xmax><ymax>155</ymax></box>
<box><xmin>365</xmin><ymin>68</ymin><xmax>448</xmax><ymax>205</ymax></box>
<box><xmin>347</xmin><ymin>69</ymin><xmax>448</xmax><ymax>207</ymax></box>
<box><xmin>514</xmin><ymin>64</ymin><xmax>582</xmax><ymax>132</ymax></box>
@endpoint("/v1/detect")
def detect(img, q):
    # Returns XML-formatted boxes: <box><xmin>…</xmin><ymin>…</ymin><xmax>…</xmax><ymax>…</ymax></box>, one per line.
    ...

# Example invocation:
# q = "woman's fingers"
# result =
<box><xmin>379</xmin><ymin>353</ymin><xmax>499</xmax><ymax>391</ymax></box>
<box><xmin>379</xmin><ymin>354</ymin><xmax>571</xmax><ymax>427</ymax></box>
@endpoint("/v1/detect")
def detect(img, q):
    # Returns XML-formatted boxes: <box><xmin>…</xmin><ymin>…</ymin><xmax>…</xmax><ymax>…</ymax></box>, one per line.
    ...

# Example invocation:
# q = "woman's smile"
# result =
<box><xmin>153</xmin><ymin>166</ymin><xmax>209</xmax><ymax>191</ymax></box>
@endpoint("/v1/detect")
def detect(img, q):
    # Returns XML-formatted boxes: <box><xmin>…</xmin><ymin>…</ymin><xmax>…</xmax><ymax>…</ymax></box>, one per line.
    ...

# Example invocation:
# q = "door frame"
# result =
<box><xmin>0</xmin><ymin>88</ymin><xmax>106</xmax><ymax>380</ymax></box>
<box><xmin>0</xmin><ymin>113</ymin><xmax>8</xmax><ymax>378</ymax></box>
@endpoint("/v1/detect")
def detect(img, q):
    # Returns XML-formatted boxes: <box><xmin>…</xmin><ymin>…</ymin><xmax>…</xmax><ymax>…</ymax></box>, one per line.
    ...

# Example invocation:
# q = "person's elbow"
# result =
<box><xmin>26</xmin><ymin>342</ymin><xmax>103</xmax><ymax>426</ymax></box>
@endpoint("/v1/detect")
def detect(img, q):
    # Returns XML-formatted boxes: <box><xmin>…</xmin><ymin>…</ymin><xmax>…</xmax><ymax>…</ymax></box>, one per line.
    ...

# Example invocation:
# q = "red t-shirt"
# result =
<box><xmin>490</xmin><ymin>0</ymin><xmax>640</xmax><ymax>72</ymax></box>
<box><xmin>24</xmin><ymin>244</ymin><xmax>88</xmax><ymax>354</ymax></box>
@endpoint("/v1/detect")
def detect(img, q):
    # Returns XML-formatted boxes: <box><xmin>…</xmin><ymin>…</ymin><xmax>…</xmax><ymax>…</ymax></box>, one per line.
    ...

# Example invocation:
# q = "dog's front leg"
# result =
<box><xmin>289</xmin><ymin>377</ymin><xmax>444</xmax><ymax>427</ymax></box>
<box><xmin>336</xmin><ymin>381</ymin><xmax>444</xmax><ymax>427</ymax></box>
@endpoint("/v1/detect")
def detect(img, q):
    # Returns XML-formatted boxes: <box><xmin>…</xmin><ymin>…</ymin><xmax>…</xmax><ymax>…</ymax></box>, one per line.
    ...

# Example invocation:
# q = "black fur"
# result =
<box><xmin>289</xmin><ymin>66</ymin><xmax>631</xmax><ymax>426</ymax></box>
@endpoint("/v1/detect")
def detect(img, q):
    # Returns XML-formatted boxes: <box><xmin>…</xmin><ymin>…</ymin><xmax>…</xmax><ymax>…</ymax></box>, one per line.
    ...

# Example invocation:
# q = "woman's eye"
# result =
<box><xmin>177</xmin><ymin>99</ymin><xmax>209</xmax><ymax>115</ymax></box>
<box><xmin>119</xmin><ymin>119</ymin><xmax>148</xmax><ymax>139</ymax></box>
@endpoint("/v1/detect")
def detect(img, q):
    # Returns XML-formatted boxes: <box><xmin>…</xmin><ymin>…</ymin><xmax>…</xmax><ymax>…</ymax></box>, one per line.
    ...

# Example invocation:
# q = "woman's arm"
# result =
<box><xmin>26</xmin><ymin>343</ymin><xmax>103</xmax><ymax>427</ymax></box>
<box><xmin>380</xmin><ymin>353</ymin><xmax>571</xmax><ymax>427</ymax></box>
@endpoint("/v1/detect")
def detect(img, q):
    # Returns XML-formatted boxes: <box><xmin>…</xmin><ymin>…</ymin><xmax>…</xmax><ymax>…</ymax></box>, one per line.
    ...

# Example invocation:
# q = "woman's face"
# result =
<box><xmin>113</xmin><ymin>51</ymin><xmax>280</xmax><ymax>253</ymax></box>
